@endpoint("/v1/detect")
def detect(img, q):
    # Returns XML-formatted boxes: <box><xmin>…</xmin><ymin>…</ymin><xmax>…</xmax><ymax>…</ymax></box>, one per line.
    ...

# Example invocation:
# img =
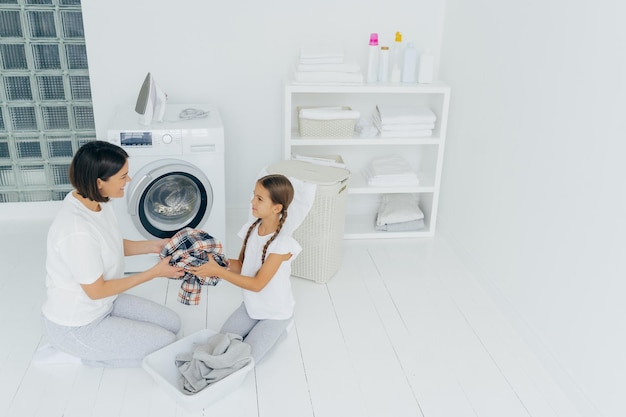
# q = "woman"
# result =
<box><xmin>41</xmin><ymin>141</ymin><xmax>185</xmax><ymax>367</ymax></box>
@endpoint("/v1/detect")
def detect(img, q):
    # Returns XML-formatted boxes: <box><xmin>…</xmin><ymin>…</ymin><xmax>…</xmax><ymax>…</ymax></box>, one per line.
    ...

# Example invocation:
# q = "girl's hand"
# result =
<box><xmin>150</xmin><ymin>256</ymin><xmax>185</xmax><ymax>278</ymax></box>
<box><xmin>189</xmin><ymin>257</ymin><xmax>222</xmax><ymax>278</ymax></box>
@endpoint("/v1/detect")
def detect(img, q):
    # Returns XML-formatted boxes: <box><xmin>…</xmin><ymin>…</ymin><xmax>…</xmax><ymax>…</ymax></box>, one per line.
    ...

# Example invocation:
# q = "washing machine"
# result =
<box><xmin>107</xmin><ymin>103</ymin><xmax>225</xmax><ymax>273</ymax></box>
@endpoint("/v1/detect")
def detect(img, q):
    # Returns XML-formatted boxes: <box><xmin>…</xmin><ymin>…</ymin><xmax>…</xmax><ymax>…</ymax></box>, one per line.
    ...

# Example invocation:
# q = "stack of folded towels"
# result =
<box><xmin>293</xmin><ymin>47</ymin><xmax>364</xmax><ymax>85</ymax></box>
<box><xmin>373</xmin><ymin>105</ymin><xmax>437</xmax><ymax>137</ymax></box>
<box><xmin>363</xmin><ymin>154</ymin><xmax>419</xmax><ymax>187</ymax></box>
<box><xmin>375</xmin><ymin>194</ymin><xmax>425</xmax><ymax>232</ymax></box>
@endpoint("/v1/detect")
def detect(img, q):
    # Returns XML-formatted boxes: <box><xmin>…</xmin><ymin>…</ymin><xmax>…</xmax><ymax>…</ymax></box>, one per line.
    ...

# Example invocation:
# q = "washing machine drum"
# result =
<box><xmin>126</xmin><ymin>159</ymin><xmax>213</xmax><ymax>239</ymax></box>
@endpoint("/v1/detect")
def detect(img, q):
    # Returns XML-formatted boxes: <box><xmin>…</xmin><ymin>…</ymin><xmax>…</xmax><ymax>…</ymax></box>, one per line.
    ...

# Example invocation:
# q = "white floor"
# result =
<box><xmin>0</xmin><ymin>208</ymin><xmax>580</xmax><ymax>417</ymax></box>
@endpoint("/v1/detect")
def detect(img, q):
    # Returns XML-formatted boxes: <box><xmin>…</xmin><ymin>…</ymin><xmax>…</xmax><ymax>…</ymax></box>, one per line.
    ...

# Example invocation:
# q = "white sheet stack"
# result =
<box><xmin>363</xmin><ymin>154</ymin><xmax>419</xmax><ymax>187</ymax></box>
<box><xmin>293</xmin><ymin>47</ymin><xmax>364</xmax><ymax>85</ymax></box>
<box><xmin>373</xmin><ymin>105</ymin><xmax>437</xmax><ymax>138</ymax></box>
<box><xmin>375</xmin><ymin>194</ymin><xmax>425</xmax><ymax>232</ymax></box>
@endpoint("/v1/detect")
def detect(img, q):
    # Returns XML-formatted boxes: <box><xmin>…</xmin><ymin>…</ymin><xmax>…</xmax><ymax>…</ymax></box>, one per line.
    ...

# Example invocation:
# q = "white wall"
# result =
<box><xmin>76</xmin><ymin>1</ymin><xmax>625</xmax><ymax>415</ymax></box>
<box><xmin>438</xmin><ymin>1</ymin><xmax>625</xmax><ymax>416</ymax></box>
<box><xmin>81</xmin><ymin>0</ymin><xmax>446</xmax><ymax>208</ymax></box>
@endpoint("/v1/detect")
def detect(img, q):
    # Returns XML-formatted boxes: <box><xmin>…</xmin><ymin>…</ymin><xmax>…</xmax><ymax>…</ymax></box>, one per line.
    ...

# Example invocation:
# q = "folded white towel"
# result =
<box><xmin>379</xmin><ymin>123</ymin><xmax>435</xmax><ymax>131</ymax></box>
<box><xmin>364</xmin><ymin>155</ymin><xmax>419</xmax><ymax>186</ymax></box>
<box><xmin>379</xmin><ymin>130</ymin><xmax>433</xmax><ymax>138</ymax></box>
<box><xmin>368</xmin><ymin>154</ymin><xmax>415</xmax><ymax>176</ymax></box>
<box><xmin>299</xmin><ymin>107</ymin><xmax>361</xmax><ymax>120</ymax></box>
<box><xmin>293</xmin><ymin>70</ymin><xmax>364</xmax><ymax>84</ymax></box>
<box><xmin>375</xmin><ymin>218</ymin><xmax>425</xmax><ymax>232</ymax></box>
<box><xmin>376</xmin><ymin>194</ymin><xmax>424</xmax><ymax>226</ymax></box>
<box><xmin>364</xmin><ymin>171</ymin><xmax>419</xmax><ymax>186</ymax></box>
<box><xmin>299</xmin><ymin>47</ymin><xmax>344</xmax><ymax>60</ymax></box>
<box><xmin>296</xmin><ymin>62</ymin><xmax>361</xmax><ymax>73</ymax></box>
<box><xmin>376</xmin><ymin>105</ymin><xmax>437</xmax><ymax>124</ymax></box>
<box><xmin>372</xmin><ymin>111</ymin><xmax>435</xmax><ymax>131</ymax></box>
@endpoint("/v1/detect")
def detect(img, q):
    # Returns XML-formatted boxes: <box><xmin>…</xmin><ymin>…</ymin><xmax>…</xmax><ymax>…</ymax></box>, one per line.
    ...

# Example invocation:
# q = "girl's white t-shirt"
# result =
<box><xmin>41</xmin><ymin>192</ymin><xmax>124</xmax><ymax>327</ymax></box>
<box><xmin>238</xmin><ymin>222</ymin><xmax>302</xmax><ymax>320</ymax></box>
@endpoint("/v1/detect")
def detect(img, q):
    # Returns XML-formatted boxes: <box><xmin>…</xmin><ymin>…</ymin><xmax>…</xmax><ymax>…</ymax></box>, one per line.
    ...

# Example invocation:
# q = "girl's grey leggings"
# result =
<box><xmin>42</xmin><ymin>293</ymin><xmax>181</xmax><ymax>368</ymax></box>
<box><xmin>220</xmin><ymin>302</ymin><xmax>292</xmax><ymax>364</ymax></box>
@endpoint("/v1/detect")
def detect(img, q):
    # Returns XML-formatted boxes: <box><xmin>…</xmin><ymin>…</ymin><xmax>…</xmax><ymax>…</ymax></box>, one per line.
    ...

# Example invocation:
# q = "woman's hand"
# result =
<box><xmin>150</xmin><ymin>256</ymin><xmax>185</xmax><ymax>279</ymax></box>
<box><xmin>124</xmin><ymin>238</ymin><xmax>169</xmax><ymax>256</ymax></box>
<box><xmin>149</xmin><ymin>238</ymin><xmax>169</xmax><ymax>254</ymax></box>
<box><xmin>80</xmin><ymin>256</ymin><xmax>183</xmax><ymax>300</ymax></box>
<box><xmin>81</xmin><ymin>256</ymin><xmax>183</xmax><ymax>300</ymax></box>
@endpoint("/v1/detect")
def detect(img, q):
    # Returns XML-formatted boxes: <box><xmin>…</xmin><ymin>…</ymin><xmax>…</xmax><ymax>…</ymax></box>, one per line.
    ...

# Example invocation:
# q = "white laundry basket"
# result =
<box><xmin>142</xmin><ymin>328</ymin><xmax>254</xmax><ymax>410</ymax></box>
<box><xmin>267</xmin><ymin>160</ymin><xmax>350</xmax><ymax>283</ymax></box>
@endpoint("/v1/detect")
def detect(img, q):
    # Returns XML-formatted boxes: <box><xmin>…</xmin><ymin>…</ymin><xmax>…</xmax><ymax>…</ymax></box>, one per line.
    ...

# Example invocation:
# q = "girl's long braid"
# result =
<box><xmin>238</xmin><ymin>218</ymin><xmax>261</xmax><ymax>264</ymax></box>
<box><xmin>261</xmin><ymin>208</ymin><xmax>288</xmax><ymax>264</ymax></box>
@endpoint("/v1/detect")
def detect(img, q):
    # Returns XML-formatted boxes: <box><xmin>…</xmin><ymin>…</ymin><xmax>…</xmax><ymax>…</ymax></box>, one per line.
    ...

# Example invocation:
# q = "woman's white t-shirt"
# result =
<box><xmin>238</xmin><ymin>222</ymin><xmax>301</xmax><ymax>320</ymax></box>
<box><xmin>41</xmin><ymin>192</ymin><xmax>124</xmax><ymax>327</ymax></box>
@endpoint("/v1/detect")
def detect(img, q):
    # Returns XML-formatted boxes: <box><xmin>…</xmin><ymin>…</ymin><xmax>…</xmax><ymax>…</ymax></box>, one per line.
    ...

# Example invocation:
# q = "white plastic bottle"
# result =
<box><xmin>401</xmin><ymin>42</ymin><xmax>418</xmax><ymax>83</ymax></box>
<box><xmin>390</xmin><ymin>32</ymin><xmax>403</xmax><ymax>83</ymax></box>
<box><xmin>366</xmin><ymin>33</ymin><xmax>379</xmax><ymax>83</ymax></box>
<box><xmin>378</xmin><ymin>45</ymin><xmax>390</xmax><ymax>82</ymax></box>
<box><xmin>418</xmin><ymin>48</ymin><xmax>434</xmax><ymax>83</ymax></box>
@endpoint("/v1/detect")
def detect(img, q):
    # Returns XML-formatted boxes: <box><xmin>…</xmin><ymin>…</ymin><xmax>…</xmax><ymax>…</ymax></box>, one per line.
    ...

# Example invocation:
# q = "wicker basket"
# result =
<box><xmin>298</xmin><ymin>106</ymin><xmax>357</xmax><ymax>138</ymax></box>
<box><xmin>267</xmin><ymin>160</ymin><xmax>350</xmax><ymax>283</ymax></box>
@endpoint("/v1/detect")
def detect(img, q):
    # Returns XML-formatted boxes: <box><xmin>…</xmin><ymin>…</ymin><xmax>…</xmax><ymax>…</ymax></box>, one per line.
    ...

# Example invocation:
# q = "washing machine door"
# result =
<box><xmin>127</xmin><ymin>159</ymin><xmax>213</xmax><ymax>239</ymax></box>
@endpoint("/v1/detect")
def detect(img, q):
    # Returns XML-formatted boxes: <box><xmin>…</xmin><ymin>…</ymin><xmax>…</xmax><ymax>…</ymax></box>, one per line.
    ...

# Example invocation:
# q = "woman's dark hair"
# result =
<box><xmin>69</xmin><ymin>141</ymin><xmax>128</xmax><ymax>203</ymax></box>
<box><xmin>239</xmin><ymin>174</ymin><xmax>294</xmax><ymax>264</ymax></box>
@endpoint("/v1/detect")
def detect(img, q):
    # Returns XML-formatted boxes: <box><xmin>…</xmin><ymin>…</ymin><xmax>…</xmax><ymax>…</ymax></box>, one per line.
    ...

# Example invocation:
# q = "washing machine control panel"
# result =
<box><xmin>108</xmin><ymin>129</ymin><xmax>184</xmax><ymax>156</ymax></box>
<box><xmin>107</xmin><ymin>104</ymin><xmax>224</xmax><ymax>156</ymax></box>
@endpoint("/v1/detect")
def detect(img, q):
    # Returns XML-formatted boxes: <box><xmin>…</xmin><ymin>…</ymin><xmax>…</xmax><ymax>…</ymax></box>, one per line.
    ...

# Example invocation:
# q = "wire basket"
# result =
<box><xmin>298</xmin><ymin>106</ymin><xmax>357</xmax><ymax>138</ymax></box>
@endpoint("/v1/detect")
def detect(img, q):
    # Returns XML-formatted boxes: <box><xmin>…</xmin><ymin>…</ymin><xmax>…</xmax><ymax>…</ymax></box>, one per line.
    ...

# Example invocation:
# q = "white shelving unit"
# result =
<box><xmin>283</xmin><ymin>81</ymin><xmax>450</xmax><ymax>239</ymax></box>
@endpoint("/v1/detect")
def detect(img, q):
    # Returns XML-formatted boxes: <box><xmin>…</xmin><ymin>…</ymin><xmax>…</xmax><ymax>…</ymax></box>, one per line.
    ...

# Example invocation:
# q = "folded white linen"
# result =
<box><xmin>372</xmin><ymin>111</ymin><xmax>435</xmax><ymax>131</ymax></box>
<box><xmin>368</xmin><ymin>154</ymin><xmax>415</xmax><ymax>177</ymax></box>
<box><xmin>375</xmin><ymin>218</ymin><xmax>425</xmax><ymax>232</ymax></box>
<box><xmin>364</xmin><ymin>155</ymin><xmax>419</xmax><ymax>186</ymax></box>
<box><xmin>376</xmin><ymin>105</ymin><xmax>437</xmax><ymax>124</ymax></box>
<box><xmin>364</xmin><ymin>172</ymin><xmax>419</xmax><ymax>187</ymax></box>
<box><xmin>296</xmin><ymin>62</ymin><xmax>361</xmax><ymax>73</ymax></box>
<box><xmin>293</xmin><ymin>71</ymin><xmax>364</xmax><ymax>84</ymax></box>
<box><xmin>299</xmin><ymin>107</ymin><xmax>361</xmax><ymax>120</ymax></box>
<box><xmin>379</xmin><ymin>130</ymin><xmax>433</xmax><ymax>138</ymax></box>
<box><xmin>379</xmin><ymin>123</ymin><xmax>435</xmax><ymax>131</ymax></box>
<box><xmin>376</xmin><ymin>193</ymin><xmax>424</xmax><ymax>226</ymax></box>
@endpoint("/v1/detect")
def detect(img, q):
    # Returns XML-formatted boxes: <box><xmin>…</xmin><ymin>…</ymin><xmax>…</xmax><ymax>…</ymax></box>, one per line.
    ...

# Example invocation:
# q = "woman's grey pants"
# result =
<box><xmin>42</xmin><ymin>293</ymin><xmax>181</xmax><ymax>368</ymax></box>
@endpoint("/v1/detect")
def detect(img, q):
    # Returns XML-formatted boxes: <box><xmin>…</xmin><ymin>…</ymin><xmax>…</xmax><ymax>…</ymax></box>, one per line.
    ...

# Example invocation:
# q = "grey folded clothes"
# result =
<box><xmin>175</xmin><ymin>333</ymin><xmax>253</xmax><ymax>395</ymax></box>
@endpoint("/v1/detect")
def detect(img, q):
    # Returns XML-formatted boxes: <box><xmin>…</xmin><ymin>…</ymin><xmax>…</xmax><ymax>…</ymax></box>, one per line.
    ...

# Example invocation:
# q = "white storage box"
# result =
<box><xmin>142</xmin><ymin>328</ymin><xmax>254</xmax><ymax>410</ymax></box>
<box><xmin>297</xmin><ymin>106</ymin><xmax>360</xmax><ymax>138</ymax></box>
<box><xmin>267</xmin><ymin>160</ymin><xmax>350</xmax><ymax>283</ymax></box>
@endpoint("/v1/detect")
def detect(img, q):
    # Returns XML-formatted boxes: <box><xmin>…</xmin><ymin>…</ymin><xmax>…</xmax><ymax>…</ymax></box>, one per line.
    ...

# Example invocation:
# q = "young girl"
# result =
<box><xmin>189</xmin><ymin>174</ymin><xmax>301</xmax><ymax>363</ymax></box>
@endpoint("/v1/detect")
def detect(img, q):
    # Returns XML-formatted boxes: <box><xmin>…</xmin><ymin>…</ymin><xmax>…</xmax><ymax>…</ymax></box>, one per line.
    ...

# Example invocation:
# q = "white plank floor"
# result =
<box><xmin>0</xmin><ymin>209</ymin><xmax>581</xmax><ymax>417</ymax></box>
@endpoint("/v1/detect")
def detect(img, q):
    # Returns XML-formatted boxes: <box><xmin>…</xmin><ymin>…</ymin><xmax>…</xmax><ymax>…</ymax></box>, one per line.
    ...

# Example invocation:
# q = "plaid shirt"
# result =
<box><xmin>159</xmin><ymin>227</ymin><xmax>228</xmax><ymax>305</ymax></box>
